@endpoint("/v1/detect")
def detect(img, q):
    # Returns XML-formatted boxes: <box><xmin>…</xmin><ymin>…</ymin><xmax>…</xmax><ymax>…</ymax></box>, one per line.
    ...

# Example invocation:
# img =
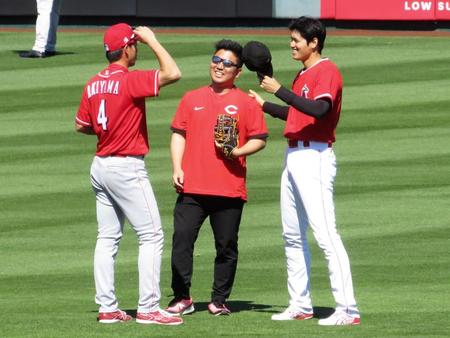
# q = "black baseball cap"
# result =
<box><xmin>242</xmin><ymin>41</ymin><xmax>273</xmax><ymax>82</ymax></box>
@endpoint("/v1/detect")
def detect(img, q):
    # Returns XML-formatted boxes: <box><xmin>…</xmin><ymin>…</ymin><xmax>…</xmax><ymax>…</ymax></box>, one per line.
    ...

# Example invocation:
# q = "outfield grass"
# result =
<box><xmin>1</xmin><ymin>28</ymin><xmax>450</xmax><ymax>337</ymax></box>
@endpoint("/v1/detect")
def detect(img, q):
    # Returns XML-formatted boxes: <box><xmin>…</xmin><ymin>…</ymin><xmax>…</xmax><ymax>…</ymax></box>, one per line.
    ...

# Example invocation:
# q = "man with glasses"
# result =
<box><xmin>75</xmin><ymin>23</ymin><xmax>182</xmax><ymax>325</ymax></box>
<box><xmin>166</xmin><ymin>39</ymin><xmax>268</xmax><ymax>316</ymax></box>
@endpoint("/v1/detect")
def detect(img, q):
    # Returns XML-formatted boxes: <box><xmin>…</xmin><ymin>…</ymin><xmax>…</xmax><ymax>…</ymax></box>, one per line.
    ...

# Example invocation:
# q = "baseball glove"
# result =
<box><xmin>214</xmin><ymin>114</ymin><xmax>239</xmax><ymax>159</ymax></box>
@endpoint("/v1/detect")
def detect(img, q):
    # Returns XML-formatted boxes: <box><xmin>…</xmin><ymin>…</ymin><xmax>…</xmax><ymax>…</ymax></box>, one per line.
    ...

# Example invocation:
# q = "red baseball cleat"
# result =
<box><xmin>98</xmin><ymin>309</ymin><xmax>132</xmax><ymax>323</ymax></box>
<box><xmin>208</xmin><ymin>302</ymin><xmax>231</xmax><ymax>316</ymax></box>
<box><xmin>166</xmin><ymin>297</ymin><xmax>195</xmax><ymax>315</ymax></box>
<box><xmin>136</xmin><ymin>309</ymin><xmax>183</xmax><ymax>325</ymax></box>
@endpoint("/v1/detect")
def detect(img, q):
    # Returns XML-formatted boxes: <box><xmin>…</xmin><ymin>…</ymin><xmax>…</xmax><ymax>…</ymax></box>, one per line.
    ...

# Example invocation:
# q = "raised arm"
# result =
<box><xmin>134</xmin><ymin>26</ymin><xmax>181</xmax><ymax>88</ymax></box>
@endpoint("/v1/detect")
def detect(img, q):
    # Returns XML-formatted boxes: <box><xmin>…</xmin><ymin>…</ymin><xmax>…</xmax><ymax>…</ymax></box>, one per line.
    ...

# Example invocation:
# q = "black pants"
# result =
<box><xmin>171</xmin><ymin>193</ymin><xmax>244</xmax><ymax>305</ymax></box>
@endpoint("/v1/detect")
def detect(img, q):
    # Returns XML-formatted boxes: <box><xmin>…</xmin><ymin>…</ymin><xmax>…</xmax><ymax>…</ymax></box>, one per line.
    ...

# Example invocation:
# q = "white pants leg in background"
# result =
<box><xmin>280</xmin><ymin>142</ymin><xmax>359</xmax><ymax>316</ymax></box>
<box><xmin>33</xmin><ymin>0</ymin><xmax>61</xmax><ymax>52</ymax></box>
<box><xmin>90</xmin><ymin>156</ymin><xmax>164</xmax><ymax>313</ymax></box>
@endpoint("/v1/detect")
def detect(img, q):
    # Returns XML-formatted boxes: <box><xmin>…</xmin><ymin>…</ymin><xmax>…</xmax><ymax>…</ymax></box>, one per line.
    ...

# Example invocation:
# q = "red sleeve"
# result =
<box><xmin>171</xmin><ymin>94</ymin><xmax>189</xmax><ymax>132</ymax></box>
<box><xmin>75</xmin><ymin>88</ymin><xmax>92</xmax><ymax>126</ymax></box>
<box><xmin>244</xmin><ymin>99</ymin><xmax>268</xmax><ymax>139</ymax></box>
<box><xmin>314</xmin><ymin>65</ymin><xmax>340</xmax><ymax>103</ymax></box>
<box><xmin>126</xmin><ymin>70</ymin><xmax>160</xmax><ymax>98</ymax></box>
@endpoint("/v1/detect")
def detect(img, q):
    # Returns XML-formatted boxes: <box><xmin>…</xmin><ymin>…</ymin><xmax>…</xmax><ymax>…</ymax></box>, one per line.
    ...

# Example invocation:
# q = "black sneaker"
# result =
<box><xmin>19</xmin><ymin>50</ymin><xmax>56</xmax><ymax>58</ymax></box>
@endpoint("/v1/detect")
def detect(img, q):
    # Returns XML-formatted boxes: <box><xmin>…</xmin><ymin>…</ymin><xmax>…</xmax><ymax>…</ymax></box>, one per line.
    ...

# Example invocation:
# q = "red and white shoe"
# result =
<box><xmin>98</xmin><ymin>310</ymin><xmax>132</xmax><ymax>323</ymax></box>
<box><xmin>318</xmin><ymin>311</ymin><xmax>360</xmax><ymax>326</ymax></box>
<box><xmin>136</xmin><ymin>309</ymin><xmax>183</xmax><ymax>325</ymax></box>
<box><xmin>208</xmin><ymin>302</ymin><xmax>231</xmax><ymax>316</ymax></box>
<box><xmin>271</xmin><ymin>306</ymin><xmax>313</xmax><ymax>321</ymax></box>
<box><xmin>166</xmin><ymin>297</ymin><xmax>195</xmax><ymax>315</ymax></box>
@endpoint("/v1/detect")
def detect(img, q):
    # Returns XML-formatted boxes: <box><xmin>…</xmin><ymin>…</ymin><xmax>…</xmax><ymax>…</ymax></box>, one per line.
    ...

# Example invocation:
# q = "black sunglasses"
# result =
<box><xmin>212</xmin><ymin>55</ymin><xmax>239</xmax><ymax>68</ymax></box>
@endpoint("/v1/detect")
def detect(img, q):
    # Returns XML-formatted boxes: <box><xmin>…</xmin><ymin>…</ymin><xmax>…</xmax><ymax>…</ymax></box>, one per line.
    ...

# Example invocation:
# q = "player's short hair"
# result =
<box><xmin>289</xmin><ymin>16</ymin><xmax>326</xmax><ymax>53</ymax></box>
<box><xmin>106</xmin><ymin>49</ymin><xmax>123</xmax><ymax>63</ymax></box>
<box><xmin>214</xmin><ymin>39</ymin><xmax>243</xmax><ymax>67</ymax></box>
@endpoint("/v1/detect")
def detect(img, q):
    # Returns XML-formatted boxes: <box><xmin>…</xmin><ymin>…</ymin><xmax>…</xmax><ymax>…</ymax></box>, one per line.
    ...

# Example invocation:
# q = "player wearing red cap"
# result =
<box><xmin>250</xmin><ymin>17</ymin><xmax>360</xmax><ymax>326</ymax></box>
<box><xmin>75</xmin><ymin>23</ymin><xmax>182</xmax><ymax>325</ymax></box>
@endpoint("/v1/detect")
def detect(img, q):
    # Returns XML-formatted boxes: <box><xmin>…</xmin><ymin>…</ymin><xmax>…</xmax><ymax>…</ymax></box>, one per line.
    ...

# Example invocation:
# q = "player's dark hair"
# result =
<box><xmin>214</xmin><ymin>39</ymin><xmax>243</xmax><ymax>67</ymax></box>
<box><xmin>289</xmin><ymin>16</ymin><xmax>326</xmax><ymax>53</ymax></box>
<box><xmin>106</xmin><ymin>49</ymin><xmax>123</xmax><ymax>63</ymax></box>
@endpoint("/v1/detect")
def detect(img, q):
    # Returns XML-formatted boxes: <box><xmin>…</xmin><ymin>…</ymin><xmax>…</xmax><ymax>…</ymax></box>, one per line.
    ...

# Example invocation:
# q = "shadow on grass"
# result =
<box><xmin>312</xmin><ymin>306</ymin><xmax>335</xmax><ymax>319</ymax></box>
<box><xmin>196</xmin><ymin>300</ymin><xmax>273</xmax><ymax>313</ymax></box>
<box><xmin>116</xmin><ymin>300</ymin><xmax>273</xmax><ymax>317</ymax></box>
<box><xmin>13</xmin><ymin>50</ymin><xmax>76</xmax><ymax>57</ymax></box>
<box><xmin>93</xmin><ymin>304</ymin><xmax>334</xmax><ymax>318</ymax></box>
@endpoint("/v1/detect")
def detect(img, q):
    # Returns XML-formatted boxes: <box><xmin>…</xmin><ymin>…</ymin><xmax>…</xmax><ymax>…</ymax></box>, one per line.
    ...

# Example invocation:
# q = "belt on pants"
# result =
<box><xmin>103</xmin><ymin>154</ymin><xmax>144</xmax><ymax>159</ymax></box>
<box><xmin>287</xmin><ymin>139</ymin><xmax>332</xmax><ymax>148</ymax></box>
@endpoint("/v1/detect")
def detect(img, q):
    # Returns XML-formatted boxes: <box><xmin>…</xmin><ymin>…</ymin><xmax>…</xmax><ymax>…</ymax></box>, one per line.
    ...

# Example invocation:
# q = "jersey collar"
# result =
<box><xmin>301</xmin><ymin>58</ymin><xmax>329</xmax><ymax>75</ymax></box>
<box><xmin>98</xmin><ymin>63</ymin><xmax>128</xmax><ymax>78</ymax></box>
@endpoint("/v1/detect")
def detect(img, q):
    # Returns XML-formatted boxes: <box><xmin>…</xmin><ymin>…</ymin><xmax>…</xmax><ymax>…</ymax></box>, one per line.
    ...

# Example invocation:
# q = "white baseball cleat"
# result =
<box><xmin>318</xmin><ymin>311</ymin><xmax>360</xmax><ymax>326</ymax></box>
<box><xmin>271</xmin><ymin>306</ymin><xmax>313</xmax><ymax>321</ymax></box>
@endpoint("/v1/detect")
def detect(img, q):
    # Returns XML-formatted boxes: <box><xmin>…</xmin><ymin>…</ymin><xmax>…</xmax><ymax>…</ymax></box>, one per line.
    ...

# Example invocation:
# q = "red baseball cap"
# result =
<box><xmin>103</xmin><ymin>23</ymin><xmax>137</xmax><ymax>52</ymax></box>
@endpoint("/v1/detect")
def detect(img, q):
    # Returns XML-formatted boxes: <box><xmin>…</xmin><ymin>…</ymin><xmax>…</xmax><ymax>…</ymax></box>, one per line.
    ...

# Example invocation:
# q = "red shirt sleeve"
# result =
<box><xmin>126</xmin><ymin>70</ymin><xmax>160</xmax><ymax>99</ymax></box>
<box><xmin>171</xmin><ymin>93</ymin><xmax>189</xmax><ymax>132</ymax></box>
<box><xmin>75</xmin><ymin>88</ymin><xmax>92</xmax><ymax>126</ymax></box>
<box><xmin>313</xmin><ymin>65</ymin><xmax>340</xmax><ymax>107</ymax></box>
<box><xmin>243</xmin><ymin>99</ymin><xmax>268</xmax><ymax>139</ymax></box>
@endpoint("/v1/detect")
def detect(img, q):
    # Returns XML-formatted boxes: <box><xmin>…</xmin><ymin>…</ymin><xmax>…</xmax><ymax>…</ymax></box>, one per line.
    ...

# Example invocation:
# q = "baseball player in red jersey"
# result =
<box><xmin>165</xmin><ymin>39</ymin><xmax>268</xmax><ymax>316</ymax></box>
<box><xmin>250</xmin><ymin>17</ymin><xmax>360</xmax><ymax>326</ymax></box>
<box><xmin>75</xmin><ymin>23</ymin><xmax>183</xmax><ymax>325</ymax></box>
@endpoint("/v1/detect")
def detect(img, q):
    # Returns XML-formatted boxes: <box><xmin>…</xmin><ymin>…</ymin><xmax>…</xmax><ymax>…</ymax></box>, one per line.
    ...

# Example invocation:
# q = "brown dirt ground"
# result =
<box><xmin>2</xmin><ymin>26</ymin><xmax>450</xmax><ymax>37</ymax></box>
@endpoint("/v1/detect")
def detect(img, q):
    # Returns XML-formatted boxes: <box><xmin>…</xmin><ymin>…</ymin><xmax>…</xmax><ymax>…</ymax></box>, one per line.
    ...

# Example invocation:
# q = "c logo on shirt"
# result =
<box><xmin>224</xmin><ymin>105</ymin><xmax>238</xmax><ymax>115</ymax></box>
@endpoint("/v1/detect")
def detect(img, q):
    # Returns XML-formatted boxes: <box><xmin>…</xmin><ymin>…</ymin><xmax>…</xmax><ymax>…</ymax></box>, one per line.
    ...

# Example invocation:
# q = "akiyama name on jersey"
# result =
<box><xmin>87</xmin><ymin>80</ymin><xmax>120</xmax><ymax>98</ymax></box>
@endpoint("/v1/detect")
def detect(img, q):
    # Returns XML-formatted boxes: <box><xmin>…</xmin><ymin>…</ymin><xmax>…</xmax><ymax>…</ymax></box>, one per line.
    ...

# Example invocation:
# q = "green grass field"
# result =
<box><xmin>1</xmin><ymin>27</ymin><xmax>450</xmax><ymax>337</ymax></box>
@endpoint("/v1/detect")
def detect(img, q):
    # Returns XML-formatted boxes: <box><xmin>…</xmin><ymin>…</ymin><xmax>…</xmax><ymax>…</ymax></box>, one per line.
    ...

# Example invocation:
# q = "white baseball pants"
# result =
<box><xmin>33</xmin><ymin>0</ymin><xmax>61</xmax><ymax>52</ymax></box>
<box><xmin>90</xmin><ymin>156</ymin><xmax>164</xmax><ymax>313</ymax></box>
<box><xmin>280</xmin><ymin>141</ymin><xmax>359</xmax><ymax>316</ymax></box>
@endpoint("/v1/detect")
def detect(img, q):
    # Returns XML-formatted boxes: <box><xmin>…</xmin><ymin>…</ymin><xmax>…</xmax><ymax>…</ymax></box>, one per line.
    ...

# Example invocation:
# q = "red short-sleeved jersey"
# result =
<box><xmin>75</xmin><ymin>63</ymin><xmax>159</xmax><ymax>156</ymax></box>
<box><xmin>171</xmin><ymin>86</ymin><xmax>268</xmax><ymax>200</ymax></box>
<box><xmin>284</xmin><ymin>58</ymin><xmax>343</xmax><ymax>143</ymax></box>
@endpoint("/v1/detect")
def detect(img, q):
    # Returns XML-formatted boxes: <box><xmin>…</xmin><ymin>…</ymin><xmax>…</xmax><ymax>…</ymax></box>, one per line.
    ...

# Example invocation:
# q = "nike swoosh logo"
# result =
<box><xmin>194</xmin><ymin>106</ymin><xmax>205</xmax><ymax>111</ymax></box>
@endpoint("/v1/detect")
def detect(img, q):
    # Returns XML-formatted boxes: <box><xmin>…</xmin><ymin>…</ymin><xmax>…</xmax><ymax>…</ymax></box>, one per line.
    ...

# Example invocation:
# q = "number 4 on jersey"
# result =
<box><xmin>97</xmin><ymin>99</ymin><xmax>108</xmax><ymax>130</ymax></box>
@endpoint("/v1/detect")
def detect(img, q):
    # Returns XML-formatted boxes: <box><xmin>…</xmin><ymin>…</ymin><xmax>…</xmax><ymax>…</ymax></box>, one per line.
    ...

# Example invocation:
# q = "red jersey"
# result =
<box><xmin>171</xmin><ymin>86</ymin><xmax>268</xmax><ymax>200</ymax></box>
<box><xmin>284</xmin><ymin>58</ymin><xmax>342</xmax><ymax>143</ymax></box>
<box><xmin>76</xmin><ymin>63</ymin><xmax>159</xmax><ymax>156</ymax></box>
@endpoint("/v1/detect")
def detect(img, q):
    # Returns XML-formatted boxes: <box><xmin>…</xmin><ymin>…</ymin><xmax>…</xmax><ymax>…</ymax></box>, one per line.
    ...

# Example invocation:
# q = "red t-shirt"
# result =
<box><xmin>75</xmin><ymin>63</ymin><xmax>159</xmax><ymax>156</ymax></box>
<box><xmin>284</xmin><ymin>58</ymin><xmax>342</xmax><ymax>143</ymax></box>
<box><xmin>171</xmin><ymin>86</ymin><xmax>268</xmax><ymax>200</ymax></box>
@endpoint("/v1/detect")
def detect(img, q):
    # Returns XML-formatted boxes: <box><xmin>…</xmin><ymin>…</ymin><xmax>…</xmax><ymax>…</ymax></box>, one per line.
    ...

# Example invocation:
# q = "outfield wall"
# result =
<box><xmin>0</xmin><ymin>0</ymin><xmax>449</xmax><ymax>21</ymax></box>
<box><xmin>329</xmin><ymin>0</ymin><xmax>450</xmax><ymax>21</ymax></box>
<box><xmin>274</xmin><ymin>0</ymin><xmax>450</xmax><ymax>20</ymax></box>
